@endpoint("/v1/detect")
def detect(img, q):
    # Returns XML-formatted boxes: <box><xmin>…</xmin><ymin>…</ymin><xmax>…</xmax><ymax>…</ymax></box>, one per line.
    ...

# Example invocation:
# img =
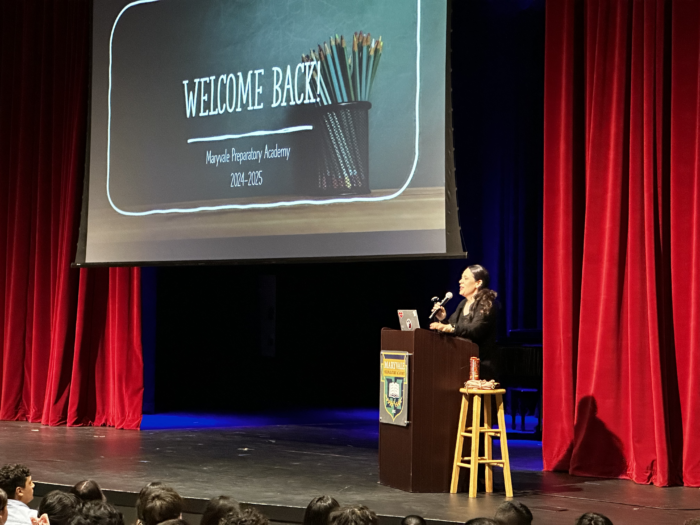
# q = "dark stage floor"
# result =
<box><xmin>2</xmin><ymin>412</ymin><xmax>699</xmax><ymax>525</ymax></box>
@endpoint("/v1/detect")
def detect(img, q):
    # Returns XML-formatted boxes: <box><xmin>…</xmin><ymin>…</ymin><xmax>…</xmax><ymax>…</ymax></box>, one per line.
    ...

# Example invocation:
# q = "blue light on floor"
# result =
<box><xmin>140</xmin><ymin>408</ymin><xmax>543</xmax><ymax>471</ymax></box>
<box><xmin>498</xmin><ymin>439</ymin><xmax>543</xmax><ymax>471</ymax></box>
<box><xmin>141</xmin><ymin>413</ymin><xmax>276</xmax><ymax>430</ymax></box>
<box><xmin>140</xmin><ymin>408</ymin><xmax>379</xmax><ymax>430</ymax></box>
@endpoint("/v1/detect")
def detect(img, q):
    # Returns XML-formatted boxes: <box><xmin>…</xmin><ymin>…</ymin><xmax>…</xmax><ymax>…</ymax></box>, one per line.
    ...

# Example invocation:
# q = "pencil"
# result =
<box><xmin>325</xmin><ymin>41</ymin><xmax>343</xmax><ymax>104</ymax></box>
<box><xmin>366</xmin><ymin>40</ymin><xmax>376</xmax><ymax>100</ymax></box>
<box><xmin>318</xmin><ymin>46</ymin><xmax>337</xmax><ymax>104</ymax></box>
<box><xmin>353</xmin><ymin>33</ymin><xmax>360</xmax><ymax>101</ymax></box>
<box><xmin>311</xmin><ymin>49</ymin><xmax>332</xmax><ymax>106</ymax></box>
<box><xmin>369</xmin><ymin>38</ymin><xmax>382</xmax><ymax>98</ymax></box>
<box><xmin>330</xmin><ymin>36</ymin><xmax>348</xmax><ymax>102</ymax></box>
<box><xmin>340</xmin><ymin>35</ymin><xmax>354</xmax><ymax>102</ymax></box>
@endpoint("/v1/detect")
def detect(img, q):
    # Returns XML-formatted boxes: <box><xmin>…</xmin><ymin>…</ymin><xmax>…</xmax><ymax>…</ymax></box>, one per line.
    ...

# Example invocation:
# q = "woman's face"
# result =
<box><xmin>459</xmin><ymin>269</ymin><xmax>481</xmax><ymax>298</ymax></box>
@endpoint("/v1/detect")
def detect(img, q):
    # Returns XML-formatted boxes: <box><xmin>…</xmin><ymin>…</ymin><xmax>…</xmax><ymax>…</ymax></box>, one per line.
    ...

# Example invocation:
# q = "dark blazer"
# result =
<box><xmin>441</xmin><ymin>290</ymin><xmax>499</xmax><ymax>367</ymax></box>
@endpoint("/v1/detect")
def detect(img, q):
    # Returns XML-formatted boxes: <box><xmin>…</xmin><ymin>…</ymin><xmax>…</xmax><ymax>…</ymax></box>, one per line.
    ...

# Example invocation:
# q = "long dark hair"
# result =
<box><xmin>465</xmin><ymin>264</ymin><xmax>497</xmax><ymax>320</ymax></box>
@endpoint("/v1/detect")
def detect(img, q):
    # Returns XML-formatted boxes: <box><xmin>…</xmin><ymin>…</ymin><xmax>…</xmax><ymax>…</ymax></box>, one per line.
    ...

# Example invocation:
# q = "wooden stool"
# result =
<box><xmin>450</xmin><ymin>388</ymin><xmax>513</xmax><ymax>497</ymax></box>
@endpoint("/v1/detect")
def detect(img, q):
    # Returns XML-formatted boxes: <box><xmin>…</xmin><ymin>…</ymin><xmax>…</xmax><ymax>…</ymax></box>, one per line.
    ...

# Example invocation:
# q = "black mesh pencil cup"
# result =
<box><xmin>314</xmin><ymin>101</ymin><xmax>371</xmax><ymax>195</ymax></box>
<box><xmin>300</xmin><ymin>31</ymin><xmax>383</xmax><ymax>195</ymax></box>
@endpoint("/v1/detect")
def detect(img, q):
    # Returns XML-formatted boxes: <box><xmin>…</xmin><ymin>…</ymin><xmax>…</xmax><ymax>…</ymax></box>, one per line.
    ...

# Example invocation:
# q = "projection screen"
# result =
<box><xmin>79</xmin><ymin>0</ymin><xmax>457</xmax><ymax>264</ymax></box>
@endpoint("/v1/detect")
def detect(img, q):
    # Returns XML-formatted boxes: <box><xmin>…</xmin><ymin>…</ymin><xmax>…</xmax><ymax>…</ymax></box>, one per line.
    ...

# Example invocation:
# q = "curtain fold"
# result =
<box><xmin>542</xmin><ymin>0</ymin><xmax>583</xmax><ymax>473</ymax></box>
<box><xmin>669</xmin><ymin>0</ymin><xmax>700</xmax><ymax>488</ymax></box>
<box><xmin>544</xmin><ymin>0</ymin><xmax>700</xmax><ymax>486</ymax></box>
<box><xmin>0</xmin><ymin>0</ymin><xmax>143</xmax><ymax>430</ymax></box>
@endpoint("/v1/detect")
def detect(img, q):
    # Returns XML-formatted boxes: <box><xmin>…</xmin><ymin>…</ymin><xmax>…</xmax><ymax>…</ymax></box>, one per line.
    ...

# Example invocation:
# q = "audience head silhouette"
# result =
<box><xmin>136</xmin><ymin>482</ymin><xmax>165</xmax><ymax>523</ymax></box>
<box><xmin>69</xmin><ymin>501</ymin><xmax>124</xmax><ymax>525</ymax></box>
<box><xmin>575</xmin><ymin>513</ymin><xmax>613</xmax><ymax>525</ymax></box>
<box><xmin>494</xmin><ymin>501</ymin><xmax>532</xmax><ymax>525</ymax></box>
<box><xmin>0</xmin><ymin>464</ymin><xmax>33</xmax><ymax>503</ymax></box>
<box><xmin>71</xmin><ymin>480</ymin><xmax>106</xmax><ymax>503</ymax></box>
<box><xmin>39</xmin><ymin>491</ymin><xmax>80</xmax><ymax>525</ymax></box>
<box><xmin>219</xmin><ymin>508</ymin><xmax>269</xmax><ymax>525</ymax></box>
<box><xmin>302</xmin><ymin>496</ymin><xmax>339</xmax><ymax>525</ymax></box>
<box><xmin>400</xmin><ymin>516</ymin><xmax>426</xmax><ymax>525</ymax></box>
<box><xmin>200</xmin><ymin>496</ymin><xmax>241</xmax><ymax>525</ymax></box>
<box><xmin>0</xmin><ymin>488</ymin><xmax>7</xmax><ymax>525</ymax></box>
<box><xmin>329</xmin><ymin>506</ymin><xmax>378</xmax><ymax>525</ymax></box>
<box><xmin>139</xmin><ymin>485</ymin><xmax>184</xmax><ymax>525</ymax></box>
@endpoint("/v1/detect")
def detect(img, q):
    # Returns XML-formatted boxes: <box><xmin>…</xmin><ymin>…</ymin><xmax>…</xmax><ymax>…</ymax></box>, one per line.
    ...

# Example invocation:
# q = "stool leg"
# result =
<box><xmin>496</xmin><ymin>393</ymin><xmax>513</xmax><ymax>498</ymax></box>
<box><xmin>484</xmin><ymin>395</ymin><xmax>493</xmax><ymax>493</ymax></box>
<box><xmin>450</xmin><ymin>394</ymin><xmax>470</xmax><ymax>493</ymax></box>
<box><xmin>468</xmin><ymin>394</ymin><xmax>481</xmax><ymax>498</ymax></box>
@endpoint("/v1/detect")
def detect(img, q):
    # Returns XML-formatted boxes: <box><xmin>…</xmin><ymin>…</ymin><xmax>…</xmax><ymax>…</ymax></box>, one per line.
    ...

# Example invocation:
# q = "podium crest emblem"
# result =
<box><xmin>379</xmin><ymin>351</ymin><xmax>409</xmax><ymax>426</ymax></box>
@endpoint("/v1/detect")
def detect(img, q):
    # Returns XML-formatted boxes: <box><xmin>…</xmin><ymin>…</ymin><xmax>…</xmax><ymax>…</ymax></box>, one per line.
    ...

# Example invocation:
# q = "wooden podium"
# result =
<box><xmin>378</xmin><ymin>328</ymin><xmax>478</xmax><ymax>493</ymax></box>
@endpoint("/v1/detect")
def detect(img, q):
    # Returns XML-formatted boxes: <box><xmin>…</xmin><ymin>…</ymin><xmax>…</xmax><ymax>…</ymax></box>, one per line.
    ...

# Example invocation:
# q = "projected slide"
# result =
<box><xmin>84</xmin><ymin>0</ymin><xmax>447</xmax><ymax>263</ymax></box>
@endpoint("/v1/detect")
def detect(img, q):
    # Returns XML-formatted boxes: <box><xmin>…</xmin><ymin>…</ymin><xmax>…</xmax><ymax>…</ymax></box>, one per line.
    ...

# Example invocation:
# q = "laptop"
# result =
<box><xmin>397</xmin><ymin>310</ymin><xmax>420</xmax><ymax>331</ymax></box>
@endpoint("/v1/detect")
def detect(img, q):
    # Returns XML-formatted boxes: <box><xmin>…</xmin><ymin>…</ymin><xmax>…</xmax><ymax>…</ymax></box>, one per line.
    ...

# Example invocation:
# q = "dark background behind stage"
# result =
<box><xmin>149</xmin><ymin>0</ymin><xmax>545</xmax><ymax>413</ymax></box>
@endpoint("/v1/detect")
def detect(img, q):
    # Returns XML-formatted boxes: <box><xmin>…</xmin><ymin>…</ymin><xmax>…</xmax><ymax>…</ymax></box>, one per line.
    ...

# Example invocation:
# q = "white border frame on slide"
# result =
<box><xmin>106</xmin><ymin>0</ymin><xmax>424</xmax><ymax>216</ymax></box>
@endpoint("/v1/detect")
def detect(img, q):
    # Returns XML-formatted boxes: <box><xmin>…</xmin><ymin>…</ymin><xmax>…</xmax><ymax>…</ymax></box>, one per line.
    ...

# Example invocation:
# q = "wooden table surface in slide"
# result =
<box><xmin>88</xmin><ymin>187</ymin><xmax>445</xmax><ymax>243</ymax></box>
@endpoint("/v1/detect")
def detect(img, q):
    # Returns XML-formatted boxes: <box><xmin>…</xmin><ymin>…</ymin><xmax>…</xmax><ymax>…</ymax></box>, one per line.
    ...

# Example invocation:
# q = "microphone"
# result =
<box><xmin>429</xmin><ymin>292</ymin><xmax>453</xmax><ymax>319</ymax></box>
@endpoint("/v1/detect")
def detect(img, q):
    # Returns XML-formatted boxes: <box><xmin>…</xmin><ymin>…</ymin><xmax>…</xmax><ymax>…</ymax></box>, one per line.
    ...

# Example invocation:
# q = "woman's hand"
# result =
<box><xmin>430</xmin><ymin>322</ymin><xmax>454</xmax><ymax>333</ymax></box>
<box><xmin>431</xmin><ymin>304</ymin><xmax>446</xmax><ymax>321</ymax></box>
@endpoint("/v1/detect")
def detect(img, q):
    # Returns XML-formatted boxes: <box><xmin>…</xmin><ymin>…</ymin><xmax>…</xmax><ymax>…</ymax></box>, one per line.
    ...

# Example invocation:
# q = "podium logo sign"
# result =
<box><xmin>380</xmin><ymin>351</ymin><xmax>409</xmax><ymax>426</ymax></box>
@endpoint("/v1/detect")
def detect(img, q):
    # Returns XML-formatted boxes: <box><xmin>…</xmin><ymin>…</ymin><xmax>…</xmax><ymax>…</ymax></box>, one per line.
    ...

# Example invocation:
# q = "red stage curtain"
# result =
<box><xmin>544</xmin><ymin>0</ymin><xmax>700</xmax><ymax>486</ymax></box>
<box><xmin>0</xmin><ymin>1</ymin><xmax>143</xmax><ymax>429</ymax></box>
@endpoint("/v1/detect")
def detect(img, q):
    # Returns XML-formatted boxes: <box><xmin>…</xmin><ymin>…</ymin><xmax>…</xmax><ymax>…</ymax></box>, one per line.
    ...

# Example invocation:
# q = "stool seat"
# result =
<box><xmin>450</xmin><ymin>388</ymin><xmax>513</xmax><ymax>497</ymax></box>
<box><xmin>460</xmin><ymin>388</ymin><xmax>507</xmax><ymax>394</ymax></box>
